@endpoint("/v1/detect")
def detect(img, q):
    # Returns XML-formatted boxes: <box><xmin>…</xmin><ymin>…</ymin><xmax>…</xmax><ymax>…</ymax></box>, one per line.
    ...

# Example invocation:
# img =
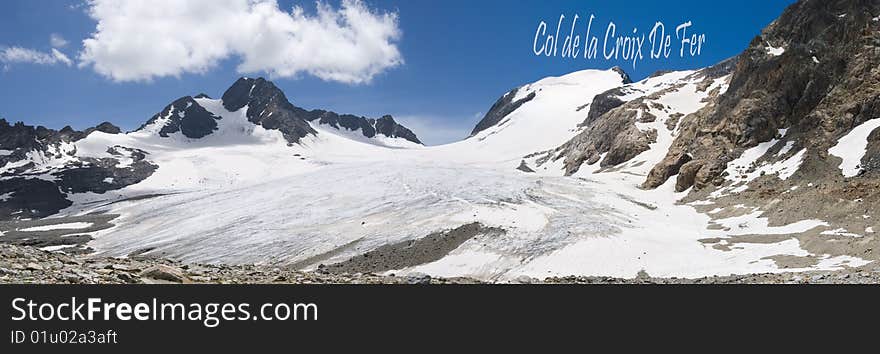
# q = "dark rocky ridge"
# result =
<box><xmin>221</xmin><ymin>77</ymin><xmax>317</xmax><ymax>143</ymax></box>
<box><xmin>1</xmin><ymin>118</ymin><xmax>120</xmax><ymax>153</ymax></box>
<box><xmin>221</xmin><ymin>77</ymin><xmax>421</xmax><ymax>144</ymax></box>
<box><xmin>137</xmin><ymin>96</ymin><xmax>220</xmax><ymax>138</ymax></box>
<box><xmin>470</xmin><ymin>88</ymin><xmax>537</xmax><ymax>137</ymax></box>
<box><xmin>1</xmin><ymin>120</ymin><xmax>155</xmax><ymax>220</ymax></box>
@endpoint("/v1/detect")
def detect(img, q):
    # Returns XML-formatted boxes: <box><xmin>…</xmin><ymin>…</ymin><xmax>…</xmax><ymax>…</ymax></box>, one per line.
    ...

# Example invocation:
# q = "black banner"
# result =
<box><xmin>1</xmin><ymin>285</ymin><xmax>877</xmax><ymax>352</ymax></box>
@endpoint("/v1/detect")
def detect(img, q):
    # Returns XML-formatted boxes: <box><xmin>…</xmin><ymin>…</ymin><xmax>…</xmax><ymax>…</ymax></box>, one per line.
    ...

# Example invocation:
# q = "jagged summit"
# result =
<box><xmin>137</xmin><ymin>77</ymin><xmax>422</xmax><ymax>145</ymax></box>
<box><xmin>220</xmin><ymin>77</ymin><xmax>317</xmax><ymax>143</ymax></box>
<box><xmin>137</xmin><ymin>96</ymin><xmax>221</xmax><ymax>139</ymax></box>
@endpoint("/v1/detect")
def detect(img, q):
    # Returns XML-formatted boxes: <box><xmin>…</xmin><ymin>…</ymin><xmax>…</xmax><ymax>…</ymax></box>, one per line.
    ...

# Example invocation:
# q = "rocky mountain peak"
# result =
<box><xmin>221</xmin><ymin>77</ymin><xmax>290</xmax><ymax>113</ymax></box>
<box><xmin>219</xmin><ymin>77</ymin><xmax>421</xmax><ymax>145</ymax></box>
<box><xmin>219</xmin><ymin>77</ymin><xmax>316</xmax><ymax>143</ymax></box>
<box><xmin>373</xmin><ymin>115</ymin><xmax>421</xmax><ymax>144</ymax></box>
<box><xmin>137</xmin><ymin>96</ymin><xmax>220</xmax><ymax>139</ymax></box>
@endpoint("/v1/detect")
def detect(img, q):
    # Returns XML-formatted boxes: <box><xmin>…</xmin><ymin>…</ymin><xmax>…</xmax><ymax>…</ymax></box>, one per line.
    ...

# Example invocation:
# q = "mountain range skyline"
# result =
<box><xmin>0</xmin><ymin>0</ymin><xmax>796</xmax><ymax>145</ymax></box>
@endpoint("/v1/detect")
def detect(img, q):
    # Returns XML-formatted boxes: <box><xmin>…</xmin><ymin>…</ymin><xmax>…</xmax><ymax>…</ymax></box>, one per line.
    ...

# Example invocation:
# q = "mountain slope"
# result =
<box><xmin>1</xmin><ymin>0</ymin><xmax>878</xmax><ymax>281</ymax></box>
<box><xmin>0</xmin><ymin>77</ymin><xmax>423</xmax><ymax>222</ymax></box>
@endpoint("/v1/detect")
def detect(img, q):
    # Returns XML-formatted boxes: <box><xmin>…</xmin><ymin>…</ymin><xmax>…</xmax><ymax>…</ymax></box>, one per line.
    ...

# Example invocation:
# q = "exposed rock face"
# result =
<box><xmin>611</xmin><ymin>66</ymin><xmax>634</xmax><ymax>84</ymax></box>
<box><xmin>373</xmin><ymin>115</ymin><xmax>421</xmax><ymax>144</ymax></box>
<box><xmin>645</xmin><ymin>0</ymin><xmax>880</xmax><ymax>190</ymax></box>
<box><xmin>580</xmin><ymin>88</ymin><xmax>626</xmax><ymax>127</ymax></box>
<box><xmin>470</xmin><ymin>87</ymin><xmax>537</xmax><ymax>136</ymax></box>
<box><xmin>0</xmin><ymin>178</ymin><xmax>72</xmax><ymax>219</ymax></box>
<box><xmin>516</xmin><ymin>160</ymin><xmax>535</xmax><ymax>173</ymax></box>
<box><xmin>221</xmin><ymin>77</ymin><xmax>421</xmax><ymax>144</ymax></box>
<box><xmin>558</xmin><ymin>102</ymin><xmax>656</xmax><ymax>175</ymax></box>
<box><xmin>0</xmin><ymin>119</ymin><xmax>95</xmax><ymax>153</ymax></box>
<box><xmin>0</xmin><ymin>120</ymin><xmax>157</xmax><ymax>220</ymax></box>
<box><xmin>309</xmin><ymin>112</ymin><xmax>421</xmax><ymax>144</ymax></box>
<box><xmin>56</xmin><ymin>147</ymin><xmax>156</xmax><ymax>194</ymax></box>
<box><xmin>548</xmin><ymin>62</ymin><xmax>733</xmax><ymax>176</ymax></box>
<box><xmin>221</xmin><ymin>77</ymin><xmax>317</xmax><ymax>143</ymax></box>
<box><xmin>86</xmin><ymin>122</ymin><xmax>122</xmax><ymax>135</ymax></box>
<box><xmin>138</xmin><ymin>96</ymin><xmax>220</xmax><ymax>138</ymax></box>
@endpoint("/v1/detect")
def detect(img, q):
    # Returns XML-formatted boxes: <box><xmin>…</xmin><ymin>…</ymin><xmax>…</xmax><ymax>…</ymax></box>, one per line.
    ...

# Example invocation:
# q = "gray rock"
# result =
<box><xmin>140</xmin><ymin>264</ymin><xmax>187</xmax><ymax>283</ymax></box>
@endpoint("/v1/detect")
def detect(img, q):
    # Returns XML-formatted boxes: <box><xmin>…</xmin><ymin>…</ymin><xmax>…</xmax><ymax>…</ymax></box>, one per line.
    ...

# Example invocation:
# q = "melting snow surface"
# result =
<box><xmin>828</xmin><ymin>119</ymin><xmax>880</xmax><ymax>177</ymax></box>
<box><xmin>820</xmin><ymin>228</ymin><xmax>862</xmax><ymax>238</ymax></box>
<box><xmin>20</xmin><ymin>222</ymin><xmax>93</xmax><ymax>232</ymax></box>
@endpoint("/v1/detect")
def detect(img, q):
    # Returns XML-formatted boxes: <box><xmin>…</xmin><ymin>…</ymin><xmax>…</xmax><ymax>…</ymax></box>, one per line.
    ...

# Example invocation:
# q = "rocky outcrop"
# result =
<box><xmin>138</xmin><ymin>96</ymin><xmax>220</xmax><ymax>138</ymax></box>
<box><xmin>373</xmin><ymin>115</ymin><xmax>421</xmax><ymax>144</ymax></box>
<box><xmin>645</xmin><ymin>0</ymin><xmax>880</xmax><ymax>190</ymax></box>
<box><xmin>580</xmin><ymin>88</ymin><xmax>626</xmax><ymax>127</ymax></box>
<box><xmin>0</xmin><ymin>118</ymin><xmax>116</xmax><ymax>153</ymax></box>
<box><xmin>470</xmin><ymin>87</ymin><xmax>537</xmax><ymax>136</ymax></box>
<box><xmin>538</xmin><ymin>60</ymin><xmax>735</xmax><ymax>177</ymax></box>
<box><xmin>1</xmin><ymin>120</ymin><xmax>157</xmax><ymax>220</ymax></box>
<box><xmin>309</xmin><ymin>112</ymin><xmax>422</xmax><ymax>144</ymax></box>
<box><xmin>221</xmin><ymin>77</ymin><xmax>317</xmax><ymax>143</ymax></box>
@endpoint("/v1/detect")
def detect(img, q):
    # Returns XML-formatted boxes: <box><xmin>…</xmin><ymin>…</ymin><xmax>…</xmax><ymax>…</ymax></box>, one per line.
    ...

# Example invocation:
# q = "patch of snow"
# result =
<box><xmin>713</xmin><ymin>131</ymin><xmax>806</xmax><ymax>197</ymax></box>
<box><xmin>828</xmin><ymin>118</ymin><xmax>880</xmax><ymax>177</ymax></box>
<box><xmin>820</xmin><ymin>228</ymin><xmax>862</xmax><ymax>238</ymax></box>
<box><xmin>40</xmin><ymin>244</ymin><xmax>76</xmax><ymax>252</ymax></box>
<box><xmin>814</xmin><ymin>254</ymin><xmax>871</xmax><ymax>269</ymax></box>
<box><xmin>765</xmin><ymin>42</ymin><xmax>785</xmax><ymax>56</ymax></box>
<box><xmin>0</xmin><ymin>149</ymin><xmax>13</xmax><ymax>156</ymax></box>
<box><xmin>778</xmin><ymin>141</ymin><xmax>795</xmax><ymax>156</ymax></box>
<box><xmin>812</xmin><ymin>56</ymin><xmax>820</xmax><ymax>64</ymax></box>
<box><xmin>714</xmin><ymin>210</ymin><xmax>827</xmax><ymax>236</ymax></box>
<box><xmin>102</xmin><ymin>177</ymin><xmax>114</xmax><ymax>184</ymax></box>
<box><xmin>866</xmin><ymin>227</ymin><xmax>875</xmax><ymax>234</ymax></box>
<box><xmin>19</xmin><ymin>222</ymin><xmax>93</xmax><ymax>232</ymax></box>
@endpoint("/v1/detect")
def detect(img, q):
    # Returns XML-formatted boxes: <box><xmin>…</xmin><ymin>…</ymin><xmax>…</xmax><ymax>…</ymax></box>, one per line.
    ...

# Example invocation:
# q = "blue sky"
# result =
<box><xmin>0</xmin><ymin>0</ymin><xmax>795</xmax><ymax>145</ymax></box>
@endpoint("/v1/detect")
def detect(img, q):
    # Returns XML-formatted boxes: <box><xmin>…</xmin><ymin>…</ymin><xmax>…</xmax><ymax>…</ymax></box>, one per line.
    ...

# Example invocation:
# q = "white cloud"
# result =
<box><xmin>395</xmin><ymin>113</ymin><xmax>483</xmax><ymax>146</ymax></box>
<box><xmin>50</xmin><ymin>33</ymin><xmax>69</xmax><ymax>48</ymax></box>
<box><xmin>78</xmin><ymin>0</ymin><xmax>403</xmax><ymax>84</ymax></box>
<box><xmin>0</xmin><ymin>46</ymin><xmax>72</xmax><ymax>66</ymax></box>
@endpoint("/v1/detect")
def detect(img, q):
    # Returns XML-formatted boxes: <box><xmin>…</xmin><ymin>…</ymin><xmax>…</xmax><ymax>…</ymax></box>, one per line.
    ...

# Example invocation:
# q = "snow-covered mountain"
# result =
<box><xmin>1</xmin><ymin>0</ymin><xmax>879</xmax><ymax>281</ymax></box>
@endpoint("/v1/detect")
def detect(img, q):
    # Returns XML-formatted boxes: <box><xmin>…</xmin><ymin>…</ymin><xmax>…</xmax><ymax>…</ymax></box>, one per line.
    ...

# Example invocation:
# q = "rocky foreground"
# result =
<box><xmin>1</xmin><ymin>244</ymin><xmax>878</xmax><ymax>285</ymax></box>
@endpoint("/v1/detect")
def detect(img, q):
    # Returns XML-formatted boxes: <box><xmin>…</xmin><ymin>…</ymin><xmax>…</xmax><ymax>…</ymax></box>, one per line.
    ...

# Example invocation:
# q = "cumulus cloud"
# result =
<box><xmin>78</xmin><ymin>0</ymin><xmax>403</xmax><ymax>83</ymax></box>
<box><xmin>50</xmin><ymin>33</ymin><xmax>69</xmax><ymax>48</ymax></box>
<box><xmin>0</xmin><ymin>46</ymin><xmax>73</xmax><ymax>66</ymax></box>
